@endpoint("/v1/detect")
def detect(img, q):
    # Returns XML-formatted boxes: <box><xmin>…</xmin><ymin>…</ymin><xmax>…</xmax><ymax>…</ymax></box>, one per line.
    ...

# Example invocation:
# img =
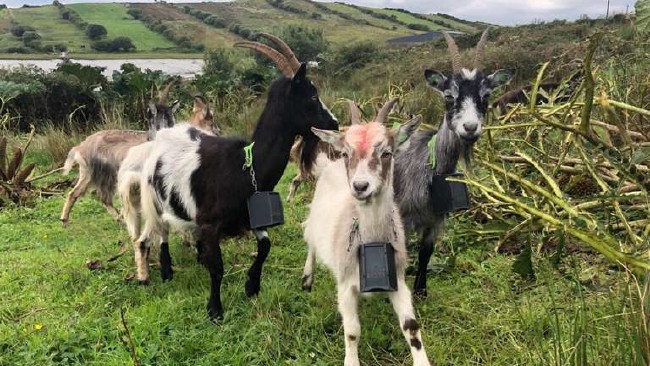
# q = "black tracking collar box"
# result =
<box><xmin>429</xmin><ymin>172</ymin><xmax>471</xmax><ymax>213</ymax></box>
<box><xmin>359</xmin><ymin>243</ymin><xmax>398</xmax><ymax>293</ymax></box>
<box><xmin>247</xmin><ymin>191</ymin><xmax>285</xmax><ymax>229</ymax></box>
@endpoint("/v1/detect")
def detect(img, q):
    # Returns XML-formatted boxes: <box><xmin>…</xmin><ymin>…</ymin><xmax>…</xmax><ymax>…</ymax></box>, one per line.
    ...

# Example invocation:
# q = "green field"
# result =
<box><xmin>67</xmin><ymin>3</ymin><xmax>175</xmax><ymax>51</ymax></box>
<box><xmin>0</xmin><ymin>158</ymin><xmax>643</xmax><ymax>365</ymax></box>
<box><xmin>131</xmin><ymin>3</ymin><xmax>240</xmax><ymax>50</ymax></box>
<box><xmin>7</xmin><ymin>6</ymin><xmax>91</xmax><ymax>52</ymax></box>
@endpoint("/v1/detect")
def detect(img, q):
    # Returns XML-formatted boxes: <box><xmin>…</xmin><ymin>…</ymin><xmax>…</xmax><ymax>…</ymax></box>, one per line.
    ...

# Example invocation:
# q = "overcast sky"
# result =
<box><xmin>1</xmin><ymin>0</ymin><xmax>635</xmax><ymax>26</ymax></box>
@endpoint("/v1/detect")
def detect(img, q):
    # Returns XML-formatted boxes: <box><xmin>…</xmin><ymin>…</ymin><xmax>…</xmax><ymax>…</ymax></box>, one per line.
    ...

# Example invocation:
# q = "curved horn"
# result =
<box><xmin>374</xmin><ymin>97</ymin><xmax>399</xmax><ymax>124</ymax></box>
<box><xmin>473</xmin><ymin>28</ymin><xmax>489</xmax><ymax>70</ymax></box>
<box><xmin>158</xmin><ymin>78</ymin><xmax>177</xmax><ymax>104</ymax></box>
<box><xmin>347</xmin><ymin>99</ymin><xmax>363</xmax><ymax>125</ymax></box>
<box><xmin>443</xmin><ymin>32</ymin><xmax>462</xmax><ymax>73</ymax></box>
<box><xmin>234</xmin><ymin>41</ymin><xmax>294</xmax><ymax>77</ymax></box>
<box><xmin>258</xmin><ymin>33</ymin><xmax>301</xmax><ymax>72</ymax></box>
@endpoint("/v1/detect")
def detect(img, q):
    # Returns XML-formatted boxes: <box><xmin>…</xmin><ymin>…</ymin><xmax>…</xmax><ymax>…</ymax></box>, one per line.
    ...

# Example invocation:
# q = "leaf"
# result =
<box><xmin>13</xmin><ymin>163</ymin><xmax>35</xmax><ymax>187</ymax></box>
<box><xmin>6</xmin><ymin>148</ymin><xmax>22</xmax><ymax>180</ymax></box>
<box><xmin>512</xmin><ymin>243</ymin><xmax>536</xmax><ymax>281</ymax></box>
<box><xmin>636</xmin><ymin>0</ymin><xmax>650</xmax><ymax>34</ymax></box>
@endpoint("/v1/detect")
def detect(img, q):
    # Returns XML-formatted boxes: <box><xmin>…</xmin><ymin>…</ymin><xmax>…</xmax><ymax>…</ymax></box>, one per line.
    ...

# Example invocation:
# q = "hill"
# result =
<box><xmin>0</xmin><ymin>1</ymin><xmax>484</xmax><ymax>56</ymax></box>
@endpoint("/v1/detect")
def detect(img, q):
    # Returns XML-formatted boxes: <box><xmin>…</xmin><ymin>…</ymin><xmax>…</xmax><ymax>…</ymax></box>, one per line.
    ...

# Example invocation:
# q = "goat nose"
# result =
<box><xmin>353</xmin><ymin>181</ymin><xmax>369</xmax><ymax>193</ymax></box>
<box><xmin>463</xmin><ymin>123</ymin><xmax>478</xmax><ymax>133</ymax></box>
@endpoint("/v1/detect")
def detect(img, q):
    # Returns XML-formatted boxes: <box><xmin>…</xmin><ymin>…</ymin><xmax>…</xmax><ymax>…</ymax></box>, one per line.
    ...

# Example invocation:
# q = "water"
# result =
<box><xmin>0</xmin><ymin>58</ymin><xmax>204</xmax><ymax>79</ymax></box>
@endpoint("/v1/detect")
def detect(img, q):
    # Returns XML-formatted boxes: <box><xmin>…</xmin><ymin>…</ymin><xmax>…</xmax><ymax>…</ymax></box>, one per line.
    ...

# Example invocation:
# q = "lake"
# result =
<box><xmin>0</xmin><ymin>59</ymin><xmax>204</xmax><ymax>79</ymax></box>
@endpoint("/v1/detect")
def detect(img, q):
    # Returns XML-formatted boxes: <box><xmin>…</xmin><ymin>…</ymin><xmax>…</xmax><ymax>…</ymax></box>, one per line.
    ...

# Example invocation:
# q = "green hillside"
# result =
<box><xmin>67</xmin><ymin>3</ymin><xmax>175</xmax><ymax>51</ymax></box>
<box><xmin>2</xmin><ymin>5</ymin><xmax>92</xmax><ymax>52</ymax></box>
<box><xmin>0</xmin><ymin>1</ymin><xmax>484</xmax><ymax>56</ymax></box>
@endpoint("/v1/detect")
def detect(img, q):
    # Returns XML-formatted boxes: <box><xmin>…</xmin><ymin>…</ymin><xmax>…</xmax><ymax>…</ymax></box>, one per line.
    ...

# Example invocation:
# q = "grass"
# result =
<box><xmin>0</xmin><ymin>141</ymin><xmax>645</xmax><ymax>365</ymax></box>
<box><xmin>8</xmin><ymin>6</ymin><xmax>92</xmax><ymax>53</ymax></box>
<box><xmin>66</xmin><ymin>3</ymin><xmax>175</xmax><ymax>52</ymax></box>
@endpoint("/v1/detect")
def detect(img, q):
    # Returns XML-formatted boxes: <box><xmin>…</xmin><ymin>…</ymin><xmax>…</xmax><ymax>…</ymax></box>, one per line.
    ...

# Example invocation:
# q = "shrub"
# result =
<box><xmin>408</xmin><ymin>23</ymin><xmax>431</xmax><ymax>31</ymax></box>
<box><xmin>86</xmin><ymin>24</ymin><xmax>107</xmax><ymax>40</ymax></box>
<box><xmin>22</xmin><ymin>31</ymin><xmax>41</xmax><ymax>47</ymax></box>
<box><xmin>10</xmin><ymin>25</ymin><xmax>34</xmax><ymax>38</ymax></box>
<box><xmin>91</xmin><ymin>37</ymin><xmax>136</xmax><ymax>52</ymax></box>
<box><xmin>278</xmin><ymin>25</ymin><xmax>328</xmax><ymax>61</ymax></box>
<box><xmin>327</xmin><ymin>41</ymin><xmax>380</xmax><ymax>73</ymax></box>
<box><xmin>126</xmin><ymin>8</ymin><xmax>142</xmax><ymax>19</ymax></box>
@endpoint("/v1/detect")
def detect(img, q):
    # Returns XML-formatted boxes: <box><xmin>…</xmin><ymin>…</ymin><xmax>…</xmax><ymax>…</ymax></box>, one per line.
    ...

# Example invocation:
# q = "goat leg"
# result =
<box><xmin>199</xmin><ymin>224</ymin><xmax>224</xmax><ymax>321</ymax></box>
<box><xmin>159</xmin><ymin>228</ymin><xmax>173</xmax><ymax>282</ymax></box>
<box><xmin>301</xmin><ymin>247</ymin><xmax>315</xmax><ymax>291</ymax></box>
<box><xmin>245</xmin><ymin>230</ymin><xmax>271</xmax><ymax>297</ymax></box>
<box><xmin>390</xmin><ymin>277</ymin><xmax>431</xmax><ymax>366</ymax></box>
<box><xmin>413</xmin><ymin>227</ymin><xmax>436</xmax><ymax>298</ymax></box>
<box><xmin>338</xmin><ymin>282</ymin><xmax>361</xmax><ymax>366</ymax></box>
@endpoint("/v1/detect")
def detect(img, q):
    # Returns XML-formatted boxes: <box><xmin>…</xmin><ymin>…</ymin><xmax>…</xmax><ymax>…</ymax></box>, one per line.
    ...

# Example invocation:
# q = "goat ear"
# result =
<box><xmin>171</xmin><ymin>100</ymin><xmax>181</xmax><ymax>114</ymax></box>
<box><xmin>392</xmin><ymin>116</ymin><xmax>421</xmax><ymax>150</ymax></box>
<box><xmin>487</xmin><ymin>69</ymin><xmax>515</xmax><ymax>88</ymax></box>
<box><xmin>311</xmin><ymin>127</ymin><xmax>345</xmax><ymax>151</ymax></box>
<box><xmin>292</xmin><ymin>63</ymin><xmax>307</xmax><ymax>85</ymax></box>
<box><xmin>424</xmin><ymin>69</ymin><xmax>446</xmax><ymax>91</ymax></box>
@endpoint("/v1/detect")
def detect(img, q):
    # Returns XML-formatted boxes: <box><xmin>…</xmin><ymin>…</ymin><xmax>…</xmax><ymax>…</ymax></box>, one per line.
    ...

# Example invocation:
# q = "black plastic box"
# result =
<box><xmin>247</xmin><ymin>191</ymin><xmax>284</xmax><ymax>229</ymax></box>
<box><xmin>429</xmin><ymin>173</ymin><xmax>470</xmax><ymax>213</ymax></box>
<box><xmin>358</xmin><ymin>242</ymin><xmax>397</xmax><ymax>292</ymax></box>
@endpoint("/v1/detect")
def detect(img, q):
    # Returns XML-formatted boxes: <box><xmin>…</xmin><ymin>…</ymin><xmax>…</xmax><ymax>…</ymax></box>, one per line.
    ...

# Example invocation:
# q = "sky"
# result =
<box><xmin>1</xmin><ymin>0</ymin><xmax>635</xmax><ymax>26</ymax></box>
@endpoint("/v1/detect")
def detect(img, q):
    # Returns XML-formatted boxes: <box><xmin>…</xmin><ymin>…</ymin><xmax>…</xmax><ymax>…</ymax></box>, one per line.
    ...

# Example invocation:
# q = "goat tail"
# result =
<box><xmin>62</xmin><ymin>148</ymin><xmax>78</xmax><ymax>175</ymax></box>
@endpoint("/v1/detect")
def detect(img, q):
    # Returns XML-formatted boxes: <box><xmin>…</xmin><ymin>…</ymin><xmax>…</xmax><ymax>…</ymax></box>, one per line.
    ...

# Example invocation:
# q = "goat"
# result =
<box><xmin>302</xmin><ymin>100</ymin><xmax>430</xmax><ymax>366</ymax></box>
<box><xmin>491</xmin><ymin>70</ymin><xmax>582</xmax><ymax>114</ymax></box>
<box><xmin>129</xmin><ymin>34</ymin><xmax>338</xmax><ymax>320</ymax></box>
<box><xmin>117</xmin><ymin>95</ymin><xmax>218</xmax><ymax>249</ymax></box>
<box><xmin>60</xmin><ymin>80</ymin><xmax>181</xmax><ymax>224</ymax></box>
<box><xmin>393</xmin><ymin>30</ymin><xmax>514</xmax><ymax>297</ymax></box>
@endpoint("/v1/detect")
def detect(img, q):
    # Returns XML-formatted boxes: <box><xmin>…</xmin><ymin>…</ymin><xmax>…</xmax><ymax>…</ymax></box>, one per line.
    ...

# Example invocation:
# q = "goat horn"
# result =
<box><xmin>234</xmin><ymin>41</ymin><xmax>294</xmax><ymax>77</ymax></box>
<box><xmin>258</xmin><ymin>33</ymin><xmax>301</xmax><ymax>72</ymax></box>
<box><xmin>473</xmin><ymin>28</ymin><xmax>489</xmax><ymax>70</ymax></box>
<box><xmin>443</xmin><ymin>32</ymin><xmax>462</xmax><ymax>73</ymax></box>
<box><xmin>375</xmin><ymin>97</ymin><xmax>399</xmax><ymax>124</ymax></box>
<box><xmin>158</xmin><ymin>78</ymin><xmax>177</xmax><ymax>105</ymax></box>
<box><xmin>347</xmin><ymin>100</ymin><xmax>363</xmax><ymax>125</ymax></box>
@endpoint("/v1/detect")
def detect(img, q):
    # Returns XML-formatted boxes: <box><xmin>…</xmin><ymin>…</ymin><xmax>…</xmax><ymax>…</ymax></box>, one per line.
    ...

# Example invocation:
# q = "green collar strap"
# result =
<box><xmin>243</xmin><ymin>142</ymin><xmax>255</xmax><ymax>170</ymax></box>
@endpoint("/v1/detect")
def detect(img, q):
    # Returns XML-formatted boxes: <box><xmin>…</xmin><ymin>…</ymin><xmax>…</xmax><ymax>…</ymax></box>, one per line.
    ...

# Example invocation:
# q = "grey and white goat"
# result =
<box><xmin>303</xmin><ymin>100</ymin><xmax>430</xmax><ymax>366</ymax></box>
<box><xmin>394</xmin><ymin>30</ymin><xmax>514</xmax><ymax>296</ymax></box>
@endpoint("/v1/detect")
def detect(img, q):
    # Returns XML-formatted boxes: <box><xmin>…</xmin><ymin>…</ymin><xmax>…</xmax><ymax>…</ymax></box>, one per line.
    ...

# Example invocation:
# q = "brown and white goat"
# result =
<box><xmin>60</xmin><ymin>90</ymin><xmax>216</xmax><ymax>224</ymax></box>
<box><xmin>303</xmin><ymin>100</ymin><xmax>430</xmax><ymax>366</ymax></box>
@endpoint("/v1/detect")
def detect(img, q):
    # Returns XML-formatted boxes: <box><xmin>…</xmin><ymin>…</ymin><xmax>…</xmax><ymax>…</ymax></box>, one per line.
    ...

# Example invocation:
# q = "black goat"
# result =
<box><xmin>129</xmin><ymin>34</ymin><xmax>338</xmax><ymax>320</ymax></box>
<box><xmin>394</xmin><ymin>30</ymin><xmax>514</xmax><ymax>296</ymax></box>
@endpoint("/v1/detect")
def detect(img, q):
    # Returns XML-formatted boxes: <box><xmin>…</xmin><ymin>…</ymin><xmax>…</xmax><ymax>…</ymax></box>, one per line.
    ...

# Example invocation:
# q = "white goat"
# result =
<box><xmin>302</xmin><ymin>99</ymin><xmax>430</xmax><ymax>366</ymax></box>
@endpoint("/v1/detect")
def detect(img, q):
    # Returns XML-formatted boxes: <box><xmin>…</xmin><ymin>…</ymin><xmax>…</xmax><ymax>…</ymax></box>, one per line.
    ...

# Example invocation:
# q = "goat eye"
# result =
<box><xmin>311</xmin><ymin>96</ymin><xmax>318</xmax><ymax>101</ymax></box>
<box><xmin>381</xmin><ymin>151</ymin><xmax>392</xmax><ymax>159</ymax></box>
<box><xmin>341</xmin><ymin>151</ymin><xmax>348</xmax><ymax>158</ymax></box>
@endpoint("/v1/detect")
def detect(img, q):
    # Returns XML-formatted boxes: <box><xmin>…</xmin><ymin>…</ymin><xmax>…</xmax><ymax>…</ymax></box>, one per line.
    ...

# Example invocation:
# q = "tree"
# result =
<box><xmin>22</xmin><ymin>31</ymin><xmax>41</xmax><ymax>47</ymax></box>
<box><xmin>112</xmin><ymin>37</ymin><xmax>135</xmax><ymax>52</ymax></box>
<box><xmin>86</xmin><ymin>24</ymin><xmax>107</xmax><ymax>40</ymax></box>
<box><xmin>278</xmin><ymin>25</ymin><xmax>328</xmax><ymax>62</ymax></box>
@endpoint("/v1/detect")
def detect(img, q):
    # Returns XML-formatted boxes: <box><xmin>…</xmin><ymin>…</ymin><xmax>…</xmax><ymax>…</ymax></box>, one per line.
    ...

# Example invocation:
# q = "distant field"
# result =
<box><xmin>188</xmin><ymin>0</ymin><xmax>414</xmax><ymax>43</ymax></box>
<box><xmin>323</xmin><ymin>2</ymin><xmax>403</xmax><ymax>30</ymax></box>
<box><xmin>9</xmin><ymin>5</ymin><xmax>91</xmax><ymax>52</ymax></box>
<box><xmin>0</xmin><ymin>8</ymin><xmax>20</xmax><ymax>50</ymax></box>
<box><xmin>67</xmin><ymin>3</ymin><xmax>175</xmax><ymax>51</ymax></box>
<box><xmin>131</xmin><ymin>3</ymin><xmax>240</xmax><ymax>50</ymax></box>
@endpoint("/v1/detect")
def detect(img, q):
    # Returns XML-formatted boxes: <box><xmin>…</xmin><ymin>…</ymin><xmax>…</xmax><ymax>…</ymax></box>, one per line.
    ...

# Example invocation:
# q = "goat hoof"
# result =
<box><xmin>414</xmin><ymin>288</ymin><xmax>428</xmax><ymax>298</ymax></box>
<box><xmin>161</xmin><ymin>268</ymin><xmax>174</xmax><ymax>282</ymax></box>
<box><xmin>301</xmin><ymin>274</ymin><xmax>313</xmax><ymax>292</ymax></box>
<box><xmin>138</xmin><ymin>278</ymin><xmax>151</xmax><ymax>286</ymax></box>
<box><xmin>245</xmin><ymin>280</ymin><xmax>260</xmax><ymax>297</ymax></box>
<box><xmin>207</xmin><ymin>307</ymin><xmax>223</xmax><ymax>322</ymax></box>
<box><xmin>60</xmin><ymin>219</ymin><xmax>69</xmax><ymax>227</ymax></box>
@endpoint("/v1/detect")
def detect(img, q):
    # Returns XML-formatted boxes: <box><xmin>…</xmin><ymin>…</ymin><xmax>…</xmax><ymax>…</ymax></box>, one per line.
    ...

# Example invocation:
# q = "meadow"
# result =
<box><xmin>0</xmin><ymin>11</ymin><xmax>649</xmax><ymax>366</ymax></box>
